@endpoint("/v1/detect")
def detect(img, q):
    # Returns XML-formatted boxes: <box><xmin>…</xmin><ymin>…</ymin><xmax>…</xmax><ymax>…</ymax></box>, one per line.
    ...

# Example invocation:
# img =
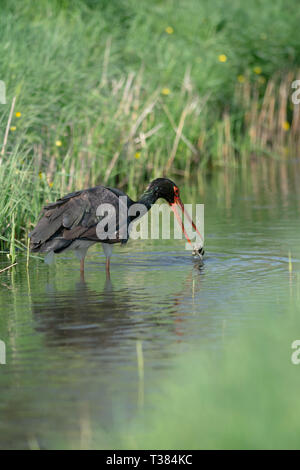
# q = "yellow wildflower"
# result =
<box><xmin>135</xmin><ymin>152</ymin><xmax>141</xmax><ymax>159</ymax></box>
<box><xmin>237</xmin><ymin>75</ymin><xmax>245</xmax><ymax>83</ymax></box>
<box><xmin>253</xmin><ymin>66</ymin><xmax>262</xmax><ymax>74</ymax></box>
<box><xmin>282</xmin><ymin>121</ymin><xmax>290</xmax><ymax>131</ymax></box>
<box><xmin>15</xmin><ymin>112</ymin><xmax>21</xmax><ymax>118</ymax></box>
<box><xmin>10</xmin><ymin>126</ymin><xmax>16</xmax><ymax>131</ymax></box>
<box><xmin>165</xmin><ymin>26</ymin><xmax>174</xmax><ymax>34</ymax></box>
<box><xmin>161</xmin><ymin>88</ymin><xmax>171</xmax><ymax>95</ymax></box>
<box><xmin>218</xmin><ymin>54</ymin><xmax>227</xmax><ymax>63</ymax></box>
<box><xmin>55</xmin><ymin>140</ymin><xmax>62</xmax><ymax>147</ymax></box>
<box><xmin>48</xmin><ymin>181</ymin><xmax>54</xmax><ymax>188</ymax></box>
<box><xmin>38</xmin><ymin>172</ymin><xmax>43</xmax><ymax>180</ymax></box>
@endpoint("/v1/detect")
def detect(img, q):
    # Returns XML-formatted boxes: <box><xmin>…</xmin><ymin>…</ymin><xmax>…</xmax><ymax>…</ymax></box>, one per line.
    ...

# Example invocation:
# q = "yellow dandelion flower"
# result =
<box><xmin>10</xmin><ymin>126</ymin><xmax>16</xmax><ymax>131</ymax></box>
<box><xmin>15</xmin><ymin>112</ymin><xmax>21</xmax><ymax>118</ymax></box>
<box><xmin>161</xmin><ymin>88</ymin><xmax>171</xmax><ymax>95</ymax></box>
<box><xmin>218</xmin><ymin>54</ymin><xmax>227</xmax><ymax>63</ymax></box>
<box><xmin>38</xmin><ymin>172</ymin><xmax>43</xmax><ymax>180</ymax></box>
<box><xmin>165</xmin><ymin>26</ymin><xmax>174</xmax><ymax>34</ymax></box>
<box><xmin>253</xmin><ymin>66</ymin><xmax>262</xmax><ymax>74</ymax></box>
<box><xmin>282</xmin><ymin>121</ymin><xmax>290</xmax><ymax>131</ymax></box>
<box><xmin>237</xmin><ymin>75</ymin><xmax>245</xmax><ymax>83</ymax></box>
<box><xmin>48</xmin><ymin>181</ymin><xmax>54</xmax><ymax>188</ymax></box>
<box><xmin>55</xmin><ymin>140</ymin><xmax>62</xmax><ymax>147</ymax></box>
<box><xmin>135</xmin><ymin>152</ymin><xmax>141</xmax><ymax>159</ymax></box>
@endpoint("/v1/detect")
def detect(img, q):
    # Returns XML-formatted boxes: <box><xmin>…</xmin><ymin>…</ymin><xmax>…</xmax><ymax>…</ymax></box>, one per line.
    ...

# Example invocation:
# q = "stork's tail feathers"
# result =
<box><xmin>29</xmin><ymin>233</ymin><xmax>72</xmax><ymax>254</ymax></box>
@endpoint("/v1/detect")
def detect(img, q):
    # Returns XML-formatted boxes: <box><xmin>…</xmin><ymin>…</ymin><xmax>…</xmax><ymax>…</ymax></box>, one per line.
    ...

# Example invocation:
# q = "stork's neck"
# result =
<box><xmin>136</xmin><ymin>189</ymin><xmax>158</xmax><ymax>210</ymax></box>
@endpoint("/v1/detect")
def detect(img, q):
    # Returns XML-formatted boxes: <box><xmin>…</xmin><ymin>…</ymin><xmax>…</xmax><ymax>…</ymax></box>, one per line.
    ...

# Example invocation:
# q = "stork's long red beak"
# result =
<box><xmin>170</xmin><ymin>196</ymin><xmax>203</xmax><ymax>248</ymax></box>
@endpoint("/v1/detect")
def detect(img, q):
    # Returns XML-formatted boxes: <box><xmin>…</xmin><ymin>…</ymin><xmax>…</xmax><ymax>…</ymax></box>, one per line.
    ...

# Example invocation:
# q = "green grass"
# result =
<box><xmin>0</xmin><ymin>0</ymin><xmax>300</xmax><ymax>250</ymax></box>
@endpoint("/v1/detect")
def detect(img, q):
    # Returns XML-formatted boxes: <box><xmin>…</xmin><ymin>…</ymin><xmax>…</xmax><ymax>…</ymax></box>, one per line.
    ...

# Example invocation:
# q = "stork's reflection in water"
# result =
<box><xmin>25</xmin><ymin>264</ymin><xmax>203</xmax><ymax>448</ymax></box>
<box><xmin>31</xmin><ymin>276</ymin><xmax>138</xmax><ymax>351</ymax></box>
<box><xmin>31</xmin><ymin>259</ymin><xmax>203</xmax><ymax>354</ymax></box>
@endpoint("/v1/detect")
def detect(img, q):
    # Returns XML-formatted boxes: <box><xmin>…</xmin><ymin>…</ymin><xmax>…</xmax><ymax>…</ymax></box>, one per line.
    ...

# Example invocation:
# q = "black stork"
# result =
<box><xmin>29</xmin><ymin>177</ymin><xmax>203</xmax><ymax>277</ymax></box>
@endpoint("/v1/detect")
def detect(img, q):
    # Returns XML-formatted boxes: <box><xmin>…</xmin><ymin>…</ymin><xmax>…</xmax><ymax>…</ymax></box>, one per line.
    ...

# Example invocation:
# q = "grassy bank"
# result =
<box><xmin>1</xmin><ymin>0</ymin><xmax>300</xmax><ymax>251</ymax></box>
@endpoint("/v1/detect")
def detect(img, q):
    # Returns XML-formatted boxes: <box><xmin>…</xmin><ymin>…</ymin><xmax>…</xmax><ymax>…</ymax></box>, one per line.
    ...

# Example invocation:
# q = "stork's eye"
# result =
<box><xmin>174</xmin><ymin>186</ymin><xmax>179</xmax><ymax>196</ymax></box>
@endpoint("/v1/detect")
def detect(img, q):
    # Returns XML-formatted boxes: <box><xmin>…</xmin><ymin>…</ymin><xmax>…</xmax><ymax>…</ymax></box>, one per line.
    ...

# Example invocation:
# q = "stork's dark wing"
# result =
<box><xmin>29</xmin><ymin>185</ymin><xmax>130</xmax><ymax>253</ymax></box>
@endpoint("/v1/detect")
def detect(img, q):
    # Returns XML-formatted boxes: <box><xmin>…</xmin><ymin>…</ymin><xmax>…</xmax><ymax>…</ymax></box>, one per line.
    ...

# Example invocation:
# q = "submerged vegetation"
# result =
<box><xmin>0</xmin><ymin>0</ymin><xmax>300</xmax><ymax>251</ymax></box>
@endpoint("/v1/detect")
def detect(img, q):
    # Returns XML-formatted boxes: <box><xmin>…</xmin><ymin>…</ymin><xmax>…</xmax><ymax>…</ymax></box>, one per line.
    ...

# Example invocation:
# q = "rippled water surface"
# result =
<box><xmin>1</xmin><ymin>166</ymin><xmax>300</xmax><ymax>449</ymax></box>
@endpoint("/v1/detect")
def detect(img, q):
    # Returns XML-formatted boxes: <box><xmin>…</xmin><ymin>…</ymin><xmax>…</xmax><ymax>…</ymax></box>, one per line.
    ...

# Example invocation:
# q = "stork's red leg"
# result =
<box><xmin>80</xmin><ymin>257</ymin><xmax>85</xmax><ymax>280</ymax></box>
<box><xmin>105</xmin><ymin>257</ymin><xmax>110</xmax><ymax>279</ymax></box>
